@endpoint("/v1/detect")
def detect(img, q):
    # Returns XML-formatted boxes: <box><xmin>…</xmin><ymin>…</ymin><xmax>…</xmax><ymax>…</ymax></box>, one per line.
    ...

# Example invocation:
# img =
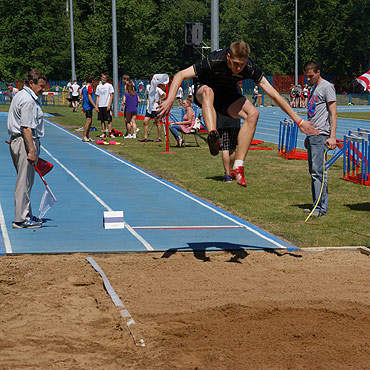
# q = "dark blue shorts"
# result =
<box><xmin>85</xmin><ymin>109</ymin><xmax>93</xmax><ymax>119</ymax></box>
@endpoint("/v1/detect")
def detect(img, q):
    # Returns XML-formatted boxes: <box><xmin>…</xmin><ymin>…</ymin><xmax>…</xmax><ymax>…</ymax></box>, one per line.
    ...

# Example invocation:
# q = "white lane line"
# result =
<box><xmin>41</xmin><ymin>146</ymin><xmax>154</xmax><ymax>251</ymax></box>
<box><xmin>45</xmin><ymin>119</ymin><xmax>289</xmax><ymax>250</ymax></box>
<box><xmin>124</xmin><ymin>224</ymin><xmax>153</xmax><ymax>250</ymax></box>
<box><xmin>0</xmin><ymin>202</ymin><xmax>12</xmax><ymax>254</ymax></box>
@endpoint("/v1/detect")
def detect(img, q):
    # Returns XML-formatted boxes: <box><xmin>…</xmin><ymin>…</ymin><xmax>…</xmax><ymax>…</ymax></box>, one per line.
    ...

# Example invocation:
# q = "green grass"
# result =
<box><xmin>2</xmin><ymin>104</ymin><xmax>370</xmax><ymax>248</ymax></box>
<box><xmin>337</xmin><ymin>112</ymin><xmax>370</xmax><ymax>120</ymax></box>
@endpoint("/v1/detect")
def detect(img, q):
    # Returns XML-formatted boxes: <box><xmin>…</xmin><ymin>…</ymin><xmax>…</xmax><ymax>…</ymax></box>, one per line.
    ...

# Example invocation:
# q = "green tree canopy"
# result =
<box><xmin>0</xmin><ymin>0</ymin><xmax>369</xmax><ymax>82</ymax></box>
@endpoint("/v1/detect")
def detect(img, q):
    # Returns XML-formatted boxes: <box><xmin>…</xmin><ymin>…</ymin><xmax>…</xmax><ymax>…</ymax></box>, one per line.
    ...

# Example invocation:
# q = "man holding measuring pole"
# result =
<box><xmin>159</xmin><ymin>40</ymin><xmax>318</xmax><ymax>187</ymax></box>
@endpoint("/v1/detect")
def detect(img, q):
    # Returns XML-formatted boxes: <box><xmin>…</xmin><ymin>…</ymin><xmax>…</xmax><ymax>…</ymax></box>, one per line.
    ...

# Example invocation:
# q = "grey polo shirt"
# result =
<box><xmin>7</xmin><ymin>86</ymin><xmax>44</xmax><ymax>138</ymax></box>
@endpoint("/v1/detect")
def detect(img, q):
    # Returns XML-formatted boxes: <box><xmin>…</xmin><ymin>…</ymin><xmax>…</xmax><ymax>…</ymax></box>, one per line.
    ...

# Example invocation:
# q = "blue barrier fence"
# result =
<box><xmin>1</xmin><ymin>76</ymin><xmax>369</xmax><ymax>106</ymax></box>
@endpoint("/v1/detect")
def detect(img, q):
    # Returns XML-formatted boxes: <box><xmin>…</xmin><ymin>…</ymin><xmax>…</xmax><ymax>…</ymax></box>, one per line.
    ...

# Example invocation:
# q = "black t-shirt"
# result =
<box><xmin>193</xmin><ymin>47</ymin><xmax>264</xmax><ymax>89</ymax></box>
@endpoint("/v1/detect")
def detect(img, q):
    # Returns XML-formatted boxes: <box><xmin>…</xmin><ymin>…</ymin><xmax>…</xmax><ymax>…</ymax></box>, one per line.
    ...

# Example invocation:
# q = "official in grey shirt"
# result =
<box><xmin>7</xmin><ymin>70</ymin><xmax>47</xmax><ymax>229</ymax></box>
<box><xmin>303</xmin><ymin>61</ymin><xmax>337</xmax><ymax>217</ymax></box>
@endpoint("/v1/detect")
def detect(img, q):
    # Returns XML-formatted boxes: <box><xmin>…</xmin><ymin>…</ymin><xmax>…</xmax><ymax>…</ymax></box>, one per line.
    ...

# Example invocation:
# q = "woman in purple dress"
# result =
<box><xmin>121</xmin><ymin>84</ymin><xmax>141</xmax><ymax>138</ymax></box>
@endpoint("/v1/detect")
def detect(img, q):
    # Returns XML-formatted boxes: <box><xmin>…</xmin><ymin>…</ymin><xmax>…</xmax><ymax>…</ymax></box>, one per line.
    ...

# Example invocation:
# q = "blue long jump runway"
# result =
<box><xmin>0</xmin><ymin>112</ymin><xmax>297</xmax><ymax>255</ymax></box>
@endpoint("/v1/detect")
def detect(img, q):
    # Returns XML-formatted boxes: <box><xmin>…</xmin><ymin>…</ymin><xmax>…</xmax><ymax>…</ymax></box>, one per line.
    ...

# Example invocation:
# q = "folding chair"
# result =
<box><xmin>180</xmin><ymin>110</ymin><xmax>203</xmax><ymax>148</ymax></box>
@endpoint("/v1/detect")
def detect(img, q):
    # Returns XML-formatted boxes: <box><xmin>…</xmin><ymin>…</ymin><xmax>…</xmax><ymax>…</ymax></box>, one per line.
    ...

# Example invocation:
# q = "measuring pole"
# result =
<box><xmin>160</xmin><ymin>84</ymin><xmax>176</xmax><ymax>154</ymax></box>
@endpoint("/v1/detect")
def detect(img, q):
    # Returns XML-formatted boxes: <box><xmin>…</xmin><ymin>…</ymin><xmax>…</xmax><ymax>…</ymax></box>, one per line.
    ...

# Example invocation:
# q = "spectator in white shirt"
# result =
<box><xmin>70</xmin><ymin>80</ymin><xmax>81</xmax><ymax>112</ymax></box>
<box><xmin>7</xmin><ymin>82</ymin><xmax>19</xmax><ymax>102</ymax></box>
<box><xmin>95</xmin><ymin>73</ymin><xmax>114</xmax><ymax>138</ymax></box>
<box><xmin>176</xmin><ymin>86</ymin><xmax>183</xmax><ymax>106</ymax></box>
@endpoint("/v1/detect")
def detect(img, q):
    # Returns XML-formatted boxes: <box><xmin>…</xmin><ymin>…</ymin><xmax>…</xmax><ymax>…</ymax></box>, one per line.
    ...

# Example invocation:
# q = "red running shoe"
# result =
<box><xmin>230</xmin><ymin>166</ymin><xmax>247</xmax><ymax>187</ymax></box>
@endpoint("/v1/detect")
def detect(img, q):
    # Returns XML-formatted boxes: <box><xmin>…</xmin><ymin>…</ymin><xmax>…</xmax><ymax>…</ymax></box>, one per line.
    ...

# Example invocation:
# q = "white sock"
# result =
<box><xmin>233</xmin><ymin>160</ymin><xmax>244</xmax><ymax>169</ymax></box>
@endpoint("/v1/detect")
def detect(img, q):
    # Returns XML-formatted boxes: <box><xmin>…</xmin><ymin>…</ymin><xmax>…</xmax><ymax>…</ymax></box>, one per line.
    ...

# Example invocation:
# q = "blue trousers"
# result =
<box><xmin>169</xmin><ymin>124</ymin><xmax>182</xmax><ymax>140</ymax></box>
<box><xmin>306</xmin><ymin>135</ymin><xmax>329</xmax><ymax>214</ymax></box>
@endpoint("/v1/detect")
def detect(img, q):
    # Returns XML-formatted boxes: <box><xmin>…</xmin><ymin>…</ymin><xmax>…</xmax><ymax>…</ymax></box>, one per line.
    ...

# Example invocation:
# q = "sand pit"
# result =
<box><xmin>1</xmin><ymin>249</ymin><xmax>370</xmax><ymax>369</ymax></box>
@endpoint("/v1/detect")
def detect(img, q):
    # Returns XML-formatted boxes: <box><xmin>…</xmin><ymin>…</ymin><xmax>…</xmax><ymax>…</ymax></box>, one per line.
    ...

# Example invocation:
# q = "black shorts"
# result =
<box><xmin>98</xmin><ymin>107</ymin><xmax>112</xmax><ymax>122</ymax></box>
<box><xmin>194</xmin><ymin>83</ymin><xmax>244</xmax><ymax>116</ymax></box>
<box><xmin>218</xmin><ymin>127</ymin><xmax>239</xmax><ymax>151</ymax></box>
<box><xmin>85</xmin><ymin>109</ymin><xmax>93</xmax><ymax>119</ymax></box>
<box><xmin>71</xmin><ymin>95</ymin><xmax>80</xmax><ymax>102</ymax></box>
<box><xmin>145</xmin><ymin>111</ymin><xmax>158</xmax><ymax>119</ymax></box>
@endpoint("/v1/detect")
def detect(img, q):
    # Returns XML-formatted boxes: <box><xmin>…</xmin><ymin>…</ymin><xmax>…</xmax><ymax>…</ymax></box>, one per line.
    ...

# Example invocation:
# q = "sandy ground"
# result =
<box><xmin>1</xmin><ymin>249</ymin><xmax>370</xmax><ymax>370</ymax></box>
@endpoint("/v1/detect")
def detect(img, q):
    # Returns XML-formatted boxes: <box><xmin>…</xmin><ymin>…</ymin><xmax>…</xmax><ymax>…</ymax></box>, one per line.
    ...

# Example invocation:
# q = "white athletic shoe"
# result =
<box><xmin>124</xmin><ymin>134</ymin><xmax>133</xmax><ymax>139</ymax></box>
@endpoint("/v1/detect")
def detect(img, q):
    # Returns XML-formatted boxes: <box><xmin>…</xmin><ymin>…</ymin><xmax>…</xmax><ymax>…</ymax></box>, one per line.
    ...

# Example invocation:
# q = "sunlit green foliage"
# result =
<box><xmin>0</xmin><ymin>0</ymin><xmax>369</xmax><ymax>80</ymax></box>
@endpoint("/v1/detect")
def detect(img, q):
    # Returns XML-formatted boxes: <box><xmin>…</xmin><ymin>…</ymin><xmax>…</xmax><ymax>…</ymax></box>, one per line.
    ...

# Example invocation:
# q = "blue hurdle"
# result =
<box><xmin>343</xmin><ymin>129</ymin><xmax>370</xmax><ymax>185</ymax></box>
<box><xmin>278</xmin><ymin>118</ymin><xmax>307</xmax><ymax>160</ymax></box>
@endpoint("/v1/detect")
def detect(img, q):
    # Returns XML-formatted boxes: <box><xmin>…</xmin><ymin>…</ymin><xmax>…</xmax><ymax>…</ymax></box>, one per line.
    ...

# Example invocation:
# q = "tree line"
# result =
<box><xmin>0</xmin><ymin>0</ymin><xmax>369</xmax><ymax>85</ymax></box>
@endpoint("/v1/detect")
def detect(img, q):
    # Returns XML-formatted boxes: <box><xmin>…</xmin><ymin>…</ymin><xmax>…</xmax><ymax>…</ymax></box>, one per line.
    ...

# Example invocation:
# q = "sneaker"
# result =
<box><xmin>124</xmin><ymin>134</ymin><xmax>133</xmax><ymax>139</ymax></box>
<box><xmin>109</xmin><ymin>133</ymin><xmax>115</xmax><ymax>138</ymax></box>
<box><xmin>99</xmin><ymin>133</ymin><xmax>106</xmax><ymax>138</ymax></box>
<box><xmin>207</xmin><ymin>130</ymin><xmax>220</xmax><ymax>156</ymax></box>
<box><xmin>154</xmin><ymin>138</ymin><xmax>162</xmax><ymax>142</ymax></box>
<box><xmin>231</xmin><ymin>166</ymin><xmax>247</xmax><ymax>187</ymax></box>
<box><xmin>88</xmin><ymin>138</ymin><xmax>95</xmax><ymax>142</ymax></box>
<box><xmin>311</xmin><ymin>211</ymin><xmax>323</xmax><ymax>217</ymax></box>
<box><xmin>223</xmin><ymin>174</ymin><xmax>233</xmax><ymax>183</ymax></box>
<box><xmin>304</xmin><ymin>209</ymin><xmax>324</xmax><ymax>217</ymax></box>
<box><xmin>82</xmin><ymin>137</ymin><xmax>89</xmax><ymax>142</ymax></box>
<box><xmin>30</xmin><ymin>215</ymin><xmax>43</xmax><ymax>224</ymax></box>
<box><xmin>13</xmin><ymin>219</ymin><xmax>42</xmax><ymax>229</ymax></box>
<box><xmin>131</xmin><ymin>134</ymin><xmax>136</xmax><ymax>139</ymax></box>
<box><xmin>138</xmin><ymin>137</ymin><xmax>148</xmax><ymax>142</ymax></box>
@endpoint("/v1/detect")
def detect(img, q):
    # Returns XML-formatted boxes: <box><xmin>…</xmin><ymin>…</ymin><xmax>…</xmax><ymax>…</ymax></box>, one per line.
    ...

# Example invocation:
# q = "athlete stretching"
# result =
<box><xmin>158</xmin><ymin>40</ymin><xmax>318</xmax><ymax>187</ymax></box>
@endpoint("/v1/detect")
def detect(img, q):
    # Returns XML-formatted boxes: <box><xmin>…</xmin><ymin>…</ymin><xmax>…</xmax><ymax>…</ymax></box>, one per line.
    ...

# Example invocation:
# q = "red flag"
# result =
<box><xmin>36</xmin><ymin>157</ymin><xmax>53</xmax><ymax>176</ymax></box>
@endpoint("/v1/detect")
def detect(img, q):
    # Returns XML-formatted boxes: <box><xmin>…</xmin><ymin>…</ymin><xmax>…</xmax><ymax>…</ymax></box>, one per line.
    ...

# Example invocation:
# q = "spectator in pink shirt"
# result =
<box><xmin>169</xmin><ymin>99</ymin><xmax>195</xmax><ymax>147</ymax></box>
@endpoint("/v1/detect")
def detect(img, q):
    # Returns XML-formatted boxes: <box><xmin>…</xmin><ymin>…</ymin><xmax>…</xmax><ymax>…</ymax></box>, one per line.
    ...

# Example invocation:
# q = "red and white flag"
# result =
<box><xmin>38</xmin><ymin>185</ymin><xmax>57</xmax><ymax>218</ymax></box>
<box><xmin>356</xmin><ymin>71</ymin><xmax>370</xmax><ymax>91</ymax></box>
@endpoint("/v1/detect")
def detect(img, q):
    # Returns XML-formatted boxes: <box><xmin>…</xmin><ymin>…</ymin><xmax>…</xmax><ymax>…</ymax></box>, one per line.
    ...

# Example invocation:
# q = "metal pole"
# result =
<box><xmin>69</xmin><ymin>0</ymin><xmax>76</xmax><ymax>81</ymax></box>
<box><xmin>295</xmin><ymin>0</ymin><xmax>298</xmax><ymax>85</ymax></box>
<box><xmin>112</xmin><ymin>0</ymin><xmax>119</xmax><ymax>118</ymax></box>
<box><xmin>211</xmin><ymin>0</ymin><xmax>219</xmax><ymax>51</ymax></box>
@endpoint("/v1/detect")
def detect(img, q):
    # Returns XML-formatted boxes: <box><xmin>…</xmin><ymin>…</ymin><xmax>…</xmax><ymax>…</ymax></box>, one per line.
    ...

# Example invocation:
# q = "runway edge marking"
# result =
<box><xmin>0</xmin><ymin>201</ymin><xmax>12</xmax><ymax>254</ymax></box>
